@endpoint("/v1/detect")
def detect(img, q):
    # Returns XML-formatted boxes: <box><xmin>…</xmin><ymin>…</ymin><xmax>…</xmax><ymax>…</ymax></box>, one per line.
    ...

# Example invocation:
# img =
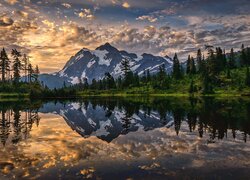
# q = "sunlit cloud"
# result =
<box><xmin>0</xmin><ymin>0</ymin><xmax>249</xmax><ymax>73</ymax></box>
<box><xmin>122</xmin><ymin>2</ymin><xmax>130</xmax><ymax>8</ymax></box>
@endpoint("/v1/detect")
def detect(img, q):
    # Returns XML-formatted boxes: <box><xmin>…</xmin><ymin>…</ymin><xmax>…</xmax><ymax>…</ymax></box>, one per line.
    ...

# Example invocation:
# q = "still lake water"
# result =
<box><xmin>0</xmin><ymin>97</ymin><xmax>250</xmax><ymax>179</ymax></box>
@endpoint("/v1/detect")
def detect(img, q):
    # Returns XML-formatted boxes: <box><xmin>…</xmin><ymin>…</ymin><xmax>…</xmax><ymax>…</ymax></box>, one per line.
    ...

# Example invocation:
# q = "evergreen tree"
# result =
<box><xmin>0</xmin><ymin>48</ymin><xmax>10</xmax><ymax>82</ymax></box>
<box><xmin>207</xmin><ymin>48</ymin><xmax>218</xmax><ymax>76</ymax></box>
<box><xmin>120</xmin><ymin>59</ymin><xmax>130</xmax><ymax>76</ymax></box>
<box><xmin>33</xmin><ymin>65</ymin><xmax>40</xmax><ymax>82</ymax></box>
<box><xmin>91</xmin><ymin>78</ymin><xmax>97</xmax><ymax>89</ymax></box>
<box><xmin>186</xmin><ymin>55</ymin><xmax>191</xmax><ymax>74</ymax></box>
<box><xmin>22</xmin><ymin>54</ymin><xmax>29</xmax><ymax>82</ymax></box>
<box><xmin>190</xmin><ymin>56</ymin><xmax>196</xmax><ymax>74</ymax></box>
<box><xmin>11</xmin><ymin>49</ymin><xmax>22</xmax><ymax>83</ymax></box>
<box><xmin>246</xmin><ymin>67</ymin><xmax>250</xmax><ymax>87</ymax></box>
<box><xmin>172</xmin><ymin>53</ymin><xmax>181</xmax><ymax>79</ymax></box>
<box><xmin>27</xmin><ymin>63</ymin><xmax>33</xmax><ymax>83</ymax></box>
<box><xmin>104</xmin><ymin>72</ymin><xmax>116</xmax><ymax>89</ymax></box>
<box><xmin>240</xmin><ymin>44</ymin><xmax>247</xmax><ymax>66</ymax></box>
<box><xmin>120</xmin><ymin>59</ymin><xmax>133</xmax><ymax>86</ymax></box>
<box><xmin>146</xmin><ymin>69</ymin><xmax>151</xmax><ymax>83</ymax></box>
<box><xmin>228</xmin><ymin>48</ymin><xmax>236</xmax><ymax>69</ymax></box>
<box><xmin>196</xmin><ymin>49</ymin><xmax>202</xmax><ymax>73</ymax></box>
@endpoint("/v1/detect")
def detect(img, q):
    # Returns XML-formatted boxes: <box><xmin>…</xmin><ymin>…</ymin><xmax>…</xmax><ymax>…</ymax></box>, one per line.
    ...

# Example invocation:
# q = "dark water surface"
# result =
<box><xmin>0</xmin><ymin>97</ymin><xmax>250</xmax><ymax>179</ymax></box>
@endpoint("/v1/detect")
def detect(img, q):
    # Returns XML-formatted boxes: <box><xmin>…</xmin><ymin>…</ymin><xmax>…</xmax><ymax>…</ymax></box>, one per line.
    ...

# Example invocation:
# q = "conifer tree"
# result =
<box><xmin>246</xmin><ymin>67</ymin><xmax>250</xmax><ymax>87</ymax></box>
<box><xmin>22</xmin><ymin>54</ymin><xmax>29</xmax><ymax>82</ymax></box>
<box><xmin>33</xmin><ymin>65</ymin><xmax>40</xmax><ymax>82</ymax></box>
<box><xmin>240</xmin><ymin>44</ymin><xmax>247</xmax><ymax>66</ymax></box>
<box><xmin>0</xmin><ymin>48</ymin><xmax>10</xmax><ymax>82</ymax></box>
<box><xmin>172</xmin><ymin>53</ymin><xmax>181</xmax><ymax>79</ymax></box>
<box><xmin>186</xmin><ymin>55</ymin><xmax>191</xmax><ymax>74</ymax></box>
<box><xmin>228</xmin><ymin>48</ymin><xmax>236</xmax><ymax>69</ymax></box>
<box><xmin>11</xmin><ymin>49</ymin><xmax>22</xmax><ymax>83</ymax></box>
<box><xmin>27</xmin><ymin>63</ymin><xmax>33</xmax><ymax>83</ymax></box>
<box><xmin>190</xmin><ymin>57</ymin><xmax>196</xmax><ymax>74</ymax></box>
<box><xmin>197</xmin><ymin>49</ymin><xmax>202</xmax><ymax>73</ymax></box>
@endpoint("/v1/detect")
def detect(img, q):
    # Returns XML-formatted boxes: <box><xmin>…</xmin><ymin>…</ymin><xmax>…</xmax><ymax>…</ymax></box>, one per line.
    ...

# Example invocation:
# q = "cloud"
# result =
<box><xmin>42</xmin><ymin>20</ymin><xmax>55</xmax><ymax>28</ymax></box>
<box><xmin>122</xmin><ymin>2</ymin><xmax>130</xmax><ymax>8</ymax></box>
<box><xmin>78</xmin><ymin>9</ymin><xmax>95</xmax><ymax>20</ymax></box>
<box><xmin>0</xmin><ymin>16</ymin><xmax>14</xmax><ymax>26</ymax></box>
<box><xmin>61</xmin><ymin>3</ymin><xmax>71</xmax><ymax>9</ymax></box>
<box><xmin>4</xmin><ymin>0</ymin><xmax>18</xmax><ymax>5</ymax></box>
<box><xmin>136</xmin><ymin>15</ymin><xmax>157</xmax><ymax>23</ymax></box>
<box><xmin>13</xmin><ymin>10</ymin><xmax>29</xmax><ymax>19</ymax></box>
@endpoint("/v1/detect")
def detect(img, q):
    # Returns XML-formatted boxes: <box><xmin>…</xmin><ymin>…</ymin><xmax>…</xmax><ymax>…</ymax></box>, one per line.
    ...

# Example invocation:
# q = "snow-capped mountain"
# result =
<box><xmin>38</xmin><ymin>43</ymin><xmax>173</xmax><ymax>88</ymax></box>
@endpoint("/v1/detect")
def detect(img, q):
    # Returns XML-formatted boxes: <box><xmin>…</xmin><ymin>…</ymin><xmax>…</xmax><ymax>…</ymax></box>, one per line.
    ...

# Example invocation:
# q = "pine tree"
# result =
<box><xmin>33</xmin><ymin>65</ymin><xmax>40</xmax><ymax>82</ymax></box>
<box><xmin>240</xmin><ymin>44</ymin><xmax>247</xmax><ymax>67</ymax></box>
<box><xmin>186</xmin><ymin>55</ymin><xmax>191</xmax><ymax>74</ymax></box>
<box><xmin>120</xmin><ymin>59</ymin><xmax>130</xmax><ymax>76</ymax></box>
<box><xmin>228</xmin><ymin>48</ymin><xmax>236</xmax><ymax>69</ymax></box>
<box><xmin>11</xmin><ymin>49</ymin><xmax>22</xmax><ymax>83</ymax></box>
<box><xmin>27</xmin><ymin>63</ymin><xmax>33</xmax><ymax>83</ymax></box>
<box><xmin>190</xmin><ymin>57</ymin><xmax>196</xmax><ymax>74</ymax></box>
<box><xmin>172</xmin><ymin>53</ymin><xmax>181</xmax><ymax>79</ymax></box>
<box><xmin>104</xmin><ymin>72</ymin><xmax>116</xmax><ymax>89</ymax></box>
<box><xmin>0</xmin><ymin>48</ymin><xmax>10</xmax><ymax>82</ymax></box>
<box><xmin>197</xmin><ymin>49</ymin><xmax>202</xmax><ymax>73</ymax></box>
<box><xmin>246</xmin><ymin>67</ymin><xmax>250</xmax><ymax>87</ymax></box>
<box><xmin>146</xmin><ymin>69</ymin><xmax>151</xmax><ymax>83</ymax></box>
<box><xmin>22</xmin><ymin>54</ymin><xmax>29</xmax><ymax>82</ymax></box>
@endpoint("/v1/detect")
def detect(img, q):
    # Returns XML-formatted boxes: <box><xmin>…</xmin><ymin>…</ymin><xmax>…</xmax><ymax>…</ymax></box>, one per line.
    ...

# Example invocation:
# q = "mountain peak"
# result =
<box><xmin>96</xmin><ymin>42</ymin><xmax>119</xmax><ymax>52</ymax></box>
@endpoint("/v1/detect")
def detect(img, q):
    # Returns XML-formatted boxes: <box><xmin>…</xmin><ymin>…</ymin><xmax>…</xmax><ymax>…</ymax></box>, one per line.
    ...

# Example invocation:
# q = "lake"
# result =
<box><xmin>0</xmin><ymin>97</ymin><xmax>249</xmax><ymax>179</ymax></box>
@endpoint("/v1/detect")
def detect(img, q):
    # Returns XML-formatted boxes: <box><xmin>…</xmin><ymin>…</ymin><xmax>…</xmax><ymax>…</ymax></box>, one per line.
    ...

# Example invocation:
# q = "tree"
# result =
<box><xmin>22</xmin><ymin>54</ymin><xmax>29</xmax><ymax>82</ymax></box>
<box><xmin>186</xmin><ymin>55</ymin><xmax>191</xmax><ymax>74</ymax></box>
<box><xmin>190</xmin><ymin>56</ymin><xmax>196</xmax><ymax>74</ymax></box>
<box><xmin>33</xmin><ymin>65</ymin><xmax>40</xmax><ymax>82</ymax></box>
<box><xmin>27</xmin><ymin>63</ymin><xmax>33</xmax><ymax>83</ymax></box>
<box><xmin>146</xmin><ymin>69</ymin><xmax>151</xmax><ymax>83</ymax></box>
<box><xmin>240</xmin><ymin>44</ymin><xmax>247</xmax><ymax>67</ymax></box>
<box><xmin>246</xmin><ymin>67</ymin><xmax>250</xmax><ymax>87</ymax></box>
<box><xmin>11</xmin><ymin>49</ymin><xmax>22</xmax><ymax>83</ymax></box>
<box><xmin>104</xmin><ymin>72</ymin><xmax>116</xmax><ymax>89</ymax></box>
<box><xmin>228</xmin><ymin>48</ymin><xmax>236</xmax><ymax>69</ymax></box>
<box><xmin>172</xmin><ymin>53</ymin><xmax>181</xmax><ymax>79</ymax></box>
<box><xmin>91</xmin><ymin>78</ymin><xmax>97</xmax><ymax>89</ymax></box>
<box><xmin>120</xmin><ymin>59</ymin><xmax>133</xmax><ymax>87</ymax></box>
<box><xmin>197</xmin><ymin>49</ymin><xmax>202</xmax><ymax>73</ymax></box>
<box><xmin>0</xmin><ymin>48</ymin><xmax>10</xmax><ymax>82</ymax></box>
<box><xmin>120</xmin><ymin>59</ymin><xmax>130</xmax><ymax>76</ymax></box>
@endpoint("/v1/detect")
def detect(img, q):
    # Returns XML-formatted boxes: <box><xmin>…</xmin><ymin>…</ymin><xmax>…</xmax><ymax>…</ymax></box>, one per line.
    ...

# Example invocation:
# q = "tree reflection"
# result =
<box><xmin>66</xmin><ymin>97</ymin><xmax>250</xmax><ymax>142</ymax></box>
<box><xmin>0</xmin><ymin>101</ymin><xmax>41</xmax><ymax>146</ymax></box>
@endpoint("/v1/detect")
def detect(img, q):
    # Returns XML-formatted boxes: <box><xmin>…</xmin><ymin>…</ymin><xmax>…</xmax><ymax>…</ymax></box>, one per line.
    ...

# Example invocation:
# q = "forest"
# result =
<box><xmin>0</xmin><ymin>45</ymin><xmax>250</xmax><ymax>98</ymax></box>
<box><xmin>75</xmin><ymin>44</ymin><xmax>250</xmax><ymax>96</ymax></box>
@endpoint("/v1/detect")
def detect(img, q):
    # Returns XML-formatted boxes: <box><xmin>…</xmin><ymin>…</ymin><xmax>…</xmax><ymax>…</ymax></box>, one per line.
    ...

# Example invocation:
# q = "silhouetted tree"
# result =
<box><xmin>0</xmin><ymin>48</ymin><xmax>10</xmax><ymax>82</ymax></box>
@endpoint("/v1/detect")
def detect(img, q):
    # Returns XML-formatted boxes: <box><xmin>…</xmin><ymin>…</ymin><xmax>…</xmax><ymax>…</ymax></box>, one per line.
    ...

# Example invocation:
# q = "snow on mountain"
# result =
<box><xmin>38</xmin><ymin>43</ymin><xmax>173</xmax><ymax>88</ymax></box>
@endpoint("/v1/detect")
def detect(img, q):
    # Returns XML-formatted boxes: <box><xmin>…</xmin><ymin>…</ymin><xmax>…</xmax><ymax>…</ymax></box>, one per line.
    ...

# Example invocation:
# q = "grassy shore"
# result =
<box><xmin>0</xmin><ymin>93</ymin><xmax>29</xmax><ymax>101</ymax></box>
<box><xmin>77</xmin><ymin>88</ymin><xmax>250</xmax><ymax>97</ymax></box>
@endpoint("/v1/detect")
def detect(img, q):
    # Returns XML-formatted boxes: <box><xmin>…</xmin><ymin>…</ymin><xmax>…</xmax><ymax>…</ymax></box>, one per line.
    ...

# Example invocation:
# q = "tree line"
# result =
<box><xmin>0</xmin><ymin>48</ymin><xmax>40</xmax><ymax>84</ymax></box>
<box><xmin>72</xmin><ymin>44</ymin><xmax>250</xmax><ymax>94</ymax></box>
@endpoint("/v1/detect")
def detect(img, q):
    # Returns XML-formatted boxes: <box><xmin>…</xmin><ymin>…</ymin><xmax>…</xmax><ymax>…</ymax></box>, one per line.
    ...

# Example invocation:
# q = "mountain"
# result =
<box><xmin>38</xmin><ymin>43</ymin><xmax>173</xmax><ymax>89</ymax></box>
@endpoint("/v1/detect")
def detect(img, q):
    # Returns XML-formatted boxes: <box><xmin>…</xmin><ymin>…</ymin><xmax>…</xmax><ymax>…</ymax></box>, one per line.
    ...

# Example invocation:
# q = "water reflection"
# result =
<box><xmin>39</xmin><ymin>97</ymin><xmax>250</xmax><ymax>143</ymax></box>
<box><xmin>0</xmin><ymin>97</ymin><xmax>249</xmax><ymax>179</ymax></box>
<box><xmin>0</xmin><ymin>97</ymin><xmax>250</xmax><ymax>146</ymax></box>
<box><xmin>0</xmin><ymin>101</ymin><xmax>40</xmax><ymax>146</ymax></box>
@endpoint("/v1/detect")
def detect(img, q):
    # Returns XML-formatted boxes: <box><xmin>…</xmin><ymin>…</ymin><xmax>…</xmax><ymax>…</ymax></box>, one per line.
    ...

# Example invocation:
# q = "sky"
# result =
<box><xmin>0</xmin><ymin>0</ymin><xmax>250</xmax><ymax>73</ymax></box>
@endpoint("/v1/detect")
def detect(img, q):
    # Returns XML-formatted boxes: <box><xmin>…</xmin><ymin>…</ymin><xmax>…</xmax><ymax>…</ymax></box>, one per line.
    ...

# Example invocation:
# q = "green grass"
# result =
<box><xmin>0</xmin><ymin>93</ymin><xmax>29</xmax><ymax>100</ymax></box>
